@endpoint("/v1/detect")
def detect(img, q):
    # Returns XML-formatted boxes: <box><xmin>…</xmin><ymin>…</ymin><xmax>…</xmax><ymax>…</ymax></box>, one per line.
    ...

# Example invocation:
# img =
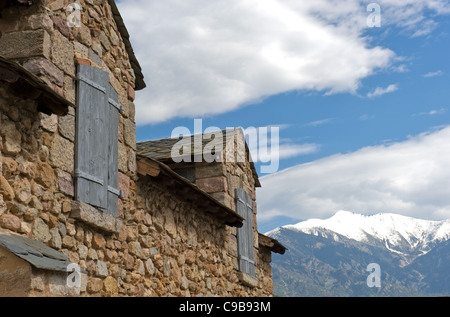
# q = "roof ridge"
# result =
<box><xmin>137</xmin><ymin>127</ymin><xmax>240</xmax><ymax>145</ymax></box>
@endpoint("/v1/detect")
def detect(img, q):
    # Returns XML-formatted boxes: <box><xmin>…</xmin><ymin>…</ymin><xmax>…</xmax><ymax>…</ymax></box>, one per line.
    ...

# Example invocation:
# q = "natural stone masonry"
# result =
<box><xmin>0</xmin><ymin>0</ymin><xmax>141</xmax><ymax>296</ymax></box>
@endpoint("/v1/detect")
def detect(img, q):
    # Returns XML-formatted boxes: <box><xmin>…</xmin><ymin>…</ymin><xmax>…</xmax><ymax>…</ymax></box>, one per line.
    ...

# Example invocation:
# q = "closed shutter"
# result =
<box><xmin>75</xmin><ymin>64</ymin><xmax>121</xmax><ymax>215</ymax></box>
<box><xmin>235</xmin><ymin>188</ymin><xmax>256</xmax><ymax>277</ymax></box>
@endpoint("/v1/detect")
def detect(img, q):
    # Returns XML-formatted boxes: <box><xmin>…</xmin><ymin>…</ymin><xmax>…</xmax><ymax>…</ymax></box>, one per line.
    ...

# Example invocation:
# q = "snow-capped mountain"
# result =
<box><xmin>268</xmin><ymin>211</ymin><xmax>450</xmax><ymax>262</ymax></box>
<box><xmin>266</xmin><ymin>211</ymin><xmax>450</xmax><ymax>297</ymax></box>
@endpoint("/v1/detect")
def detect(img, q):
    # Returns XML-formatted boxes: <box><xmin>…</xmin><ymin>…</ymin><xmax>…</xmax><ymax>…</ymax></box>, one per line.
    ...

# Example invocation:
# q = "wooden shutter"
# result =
<box><xmin>235</xmin><ymin>188</ymin><xmax>256</xmax><ymax>277</ymax></box>
<box><xmin>75</xmin><ymin>64</ymin><xmax>121</xmax><ymax>215</ymax></box>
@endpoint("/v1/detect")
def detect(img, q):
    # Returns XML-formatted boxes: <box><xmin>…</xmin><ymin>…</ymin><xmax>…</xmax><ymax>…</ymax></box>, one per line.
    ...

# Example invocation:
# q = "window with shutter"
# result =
<box><xmin>75</xmin><ymin>64</ymin><xmax>122</xmax><ymax>216</ymax></box>
<box><xmin>235</xmin><ymin>188</ymin><xmax>256</xmax><ymax>277</ymax></box>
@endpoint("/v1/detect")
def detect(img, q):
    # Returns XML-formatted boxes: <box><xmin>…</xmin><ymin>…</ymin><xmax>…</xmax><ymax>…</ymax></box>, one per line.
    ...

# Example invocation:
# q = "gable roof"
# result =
<box><xmin>137</xmin><ymin>128</ymin><xmax>261</xmax><ymax>187</ymax></box>
<box><xmin>0</xmin><ymin>55</ymin><xmax>72</xmax><ymax>115</ymax></box>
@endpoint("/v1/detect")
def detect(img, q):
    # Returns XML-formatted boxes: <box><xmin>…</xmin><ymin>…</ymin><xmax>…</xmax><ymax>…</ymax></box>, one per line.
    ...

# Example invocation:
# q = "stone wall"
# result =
<box><xmin>135</xmin><ymin>173</ymin><xmax>274</xmax><ymax>297</ymax></box>
<box><xmin>0</xmin><ymin>0</ymin><xmax>138</xmax><ymax>296</ymax></box>
<box><xmin>194</xmin><ymin>130</ymin><xmax>262</xmax><ymax>285</ymax></box>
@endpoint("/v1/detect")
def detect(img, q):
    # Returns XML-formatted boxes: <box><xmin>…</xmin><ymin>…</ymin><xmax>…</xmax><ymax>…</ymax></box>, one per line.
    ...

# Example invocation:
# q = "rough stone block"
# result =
<box><xmin>127</xmin><ymin>84</ymin><xmax>135</xmax><ymax>101</ymax></box>
<box><xmin>58</xmin><ymin>113</ymin><xmax>75</xmax><ymax>142</ymax></box>
<box><xmin>118</xmin><ymin>172</ymin><xmax>130</xmax><ymax>200</ymax></box>
<box><xmin>73</xmin><ymin>23</ymin><xmax>92</xmax><ymax>47</ymax></box>
<box><xmin>23</xmin><ymin>58</ymin><xmax>65</xmax><ymax>87</ymax></box>
<box><xmin>195</xmin><ymin>163</ymin><xmax>225</xmax><ymax>179</ymax></box>
<box><xmin>123</xmin><ymin>119</ymin><xmax>136</xmax><ymax>150</ymax></box>
<box><xmin>50</xmin><ymin>134</ymin><xmax>74</xmax><ymax>173</ymax></box>
<box><xmin>26</xmin><ymin>13</ymin><xmax>53</xmax><ymax>33</ymax></box>
<box><xmin>51</xmin><ymin>16</ymin><xmax>73</xmax><ymax>39</ymax></box>
<box><xmin>31</xmin><ymin>218</ymin><xmax>51</xmax><ymax>243</ymax></box>
<box><xmin>57</xmin><ymin>169</ymin><xmax>74</xmax><ymax>197</ymax></box>
<box><xmin>0</xmin><ymin>29</ymin><xmax>51</xmax><ymax>60</ymax></box>
<box><xmin>0</xmin><ymin>214</ymin><xmax>21</xmax><ymax>232</ymax></box>
<box><xmin>0</xmin><ymin>175</ymin><xmax>15</xmax><ymax>200</ymax></box>
<box><xmin>39</xmin><ymin>113</ymin><xmax>58</xmax><ymax>133</ymax></box>
<box><xmin>0</xmin><ymin>121</ymin><xmax>21</xmax><ymax>156</ymax></box>
<box><xmin>103</xmin><ymin>276</ymin><xmax>119</xmax><ymax>297</ymax></box>
<box><xmin>51</xmin><ymin>30</ymin><xmax>75</xmax><ymax>76</ymax></box>
<box><xmin>196</xmin><ymin>176</ymin><xmax>228</xmax><ymax>193</ymax></box>
<box><xmin>0</xmin><ymin>195</ymin><xmax>6</xmax><ymax>217</ymax></box>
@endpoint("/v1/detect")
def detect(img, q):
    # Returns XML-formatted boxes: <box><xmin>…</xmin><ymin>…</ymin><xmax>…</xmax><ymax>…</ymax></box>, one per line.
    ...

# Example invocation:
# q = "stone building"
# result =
<box><xmin>0</xmin><ymin>0</ymin><xmax>284</xmax><ymax>297</ymax></box>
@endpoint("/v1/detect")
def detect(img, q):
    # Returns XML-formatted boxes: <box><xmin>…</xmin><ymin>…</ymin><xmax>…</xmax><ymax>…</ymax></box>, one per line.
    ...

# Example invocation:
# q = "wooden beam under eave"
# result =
<box><xmin>137</xmin><ymin>158</ymin><xmax>161</xmax><ymax>177</ymax></box>
<box><xmin>0</xmin><ymin>65</ymin><xmax>20</xmax><ymax>83</ymax></box>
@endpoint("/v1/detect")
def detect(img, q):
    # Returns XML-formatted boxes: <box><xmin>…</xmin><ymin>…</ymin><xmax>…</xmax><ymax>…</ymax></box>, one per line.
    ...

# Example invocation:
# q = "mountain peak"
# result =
<box><xmin>276</xmin><ymin>211</ymin><xmax>450</xmax><ymax>256</ymax></box>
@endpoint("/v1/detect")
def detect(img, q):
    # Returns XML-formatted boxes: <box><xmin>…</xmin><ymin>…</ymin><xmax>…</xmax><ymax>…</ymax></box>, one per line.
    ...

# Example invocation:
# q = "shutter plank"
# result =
<box><xmin>106</xmin><ymin>84</ymin><xmax>120</xmax><ymax>217</ymax></box>
<box><xmin>235</xmin><ymin>189</ymin><xmax>256</xmax><ymax>276</ymax></box>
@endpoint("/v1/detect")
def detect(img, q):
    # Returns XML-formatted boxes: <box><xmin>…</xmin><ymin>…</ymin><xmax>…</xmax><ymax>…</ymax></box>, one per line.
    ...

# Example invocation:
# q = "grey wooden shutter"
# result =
<box><xmin>75</xmin><ymin>64</ymin><xmax>121</xmax><ymax>215</ymax></box>
<box><xmin>235</xmin><ymin>188</ymin><xmax>256</xmax><ymax>277</ymax></box>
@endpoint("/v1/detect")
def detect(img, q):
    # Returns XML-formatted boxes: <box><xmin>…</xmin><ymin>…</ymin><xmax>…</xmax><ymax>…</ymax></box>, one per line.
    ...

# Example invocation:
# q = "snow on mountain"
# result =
<box><xmin>268</xmin><ymin>211</ymin><xmax>450</xmax><ymax>257</ymax></box>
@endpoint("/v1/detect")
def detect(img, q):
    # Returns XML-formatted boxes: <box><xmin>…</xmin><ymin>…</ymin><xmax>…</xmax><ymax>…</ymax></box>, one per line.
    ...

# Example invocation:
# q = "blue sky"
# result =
<box><xmin>119</xmin><ymin>0</ymin><xmax>450</xmax><ymax>233</ymax></box>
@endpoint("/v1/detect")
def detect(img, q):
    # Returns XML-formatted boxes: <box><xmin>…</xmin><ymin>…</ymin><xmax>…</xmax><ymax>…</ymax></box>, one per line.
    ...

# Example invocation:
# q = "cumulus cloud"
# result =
<box><xmin>367</xmin><ymin>84</ymin><xmax>398</xmax><ymax>98</ymax></box>
<box><xmin>118</xmin><ymin>0</ymin><xmax>392</xmax><ymax>125</ymax></box>
<box><xmin>117</xmin><ymin>0</ymin><xmax>450</xmax><ymax>125</ymax></box>
<box><xmin>257</xmin><ymin>126</ymin><xmax>450</xmax><ymax>222</ymax></box>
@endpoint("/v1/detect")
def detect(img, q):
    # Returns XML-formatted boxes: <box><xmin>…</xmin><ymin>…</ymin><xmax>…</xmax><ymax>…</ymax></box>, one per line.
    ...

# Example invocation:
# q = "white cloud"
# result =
<box><xmin>359</xmin><ymin>114</ymin><xmax>374</xmax><ymax>121</ymax></box>
<box><xmin>423</xmin><ymin>70</ymin><xmax>444</xmax><ymax>78</ymax></box>
<box><xmin>413</xmin><ymin>108</ymin><xmax>447</xmax><ymax>117</ymax></box>
<box><xmin>117</xmin><ymin>0</ymin><xmax>450</xmax><ymax>125</ymax></box>
<box><xmin>304</xmin><ymin>118</ymin><xmax>334</xmax><ymax>127</ymax></box>
<box><xmin>273</xmin><ymin>143</ymin><xmax>320</xmax><ymax>160</ymax></box>
<box><xmin>374</xmin><ymin>0</ymin><xmax>450</xmax><ymax>36</ymax></box>
<box><xmin>250</xmin><ymin>143</ymin><xmax>320</xmax><ymax>166</ymax></box>
<box><xmin>367</xmin><ymin>84</ymin><xmax>398</xmax><ymax>98</ymax></box>
<box><xmin>245</xmin><ymin>125</ymin><xmax>320</xmax><ymax>163</ymax></box>
<box><xmin>257</xmin><ymin>126</ymin><xmax>450</xmax><ymax>222</ymax></box>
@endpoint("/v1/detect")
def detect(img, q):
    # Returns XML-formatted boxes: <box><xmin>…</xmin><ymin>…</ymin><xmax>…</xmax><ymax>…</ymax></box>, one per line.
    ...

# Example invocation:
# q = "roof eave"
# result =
<box><xmin>258</xmin><ymin>233</ymin><xmax>287</xmax><ymax>255</ymax></box>
<box><xmin>0</xmin><ymin>56</ymin><xmax>72</xmax><ymax>116</ymax></box>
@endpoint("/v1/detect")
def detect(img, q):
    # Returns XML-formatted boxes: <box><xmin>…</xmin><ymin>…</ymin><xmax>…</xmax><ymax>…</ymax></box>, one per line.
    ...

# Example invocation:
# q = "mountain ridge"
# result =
<box><xmin>268</xmin><ymin>211</ymin><xmax>450</xmax><ymax>263</ymax></box>
<box><xmin>266</xmin><ymin>211</ymin><xmax>450</xmax><ymax>297</ymax></box>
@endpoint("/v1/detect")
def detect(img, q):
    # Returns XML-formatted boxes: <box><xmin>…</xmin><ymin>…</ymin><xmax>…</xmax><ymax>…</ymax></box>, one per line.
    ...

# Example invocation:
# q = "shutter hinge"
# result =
<box><xmin>108</xmin><ymin>186</ymin><xmax>124</xmax><ymax>199</ymax></box>
<box><xmin>75</xmin><ymin>170</ymin><xmax>104</xmax><ymax>185</ymax></box>
<box><xmin>239</xmin><ymin>255</ymin><xmax>256</xmax><ymax>265</ymax></box>
<box><xmin>108</xmin><ymin>98</ymin><xmax>123</xmax><ymax>113</ymax></box>
<box><xmin>237</xmin><ymin>197</ymin><xmax>253</xmax><ymax>210</ymax></box>
<box><xmin>78</xmin><ymin>75</ymin><xmax>106</xmax><ymax>93</ymax></box>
